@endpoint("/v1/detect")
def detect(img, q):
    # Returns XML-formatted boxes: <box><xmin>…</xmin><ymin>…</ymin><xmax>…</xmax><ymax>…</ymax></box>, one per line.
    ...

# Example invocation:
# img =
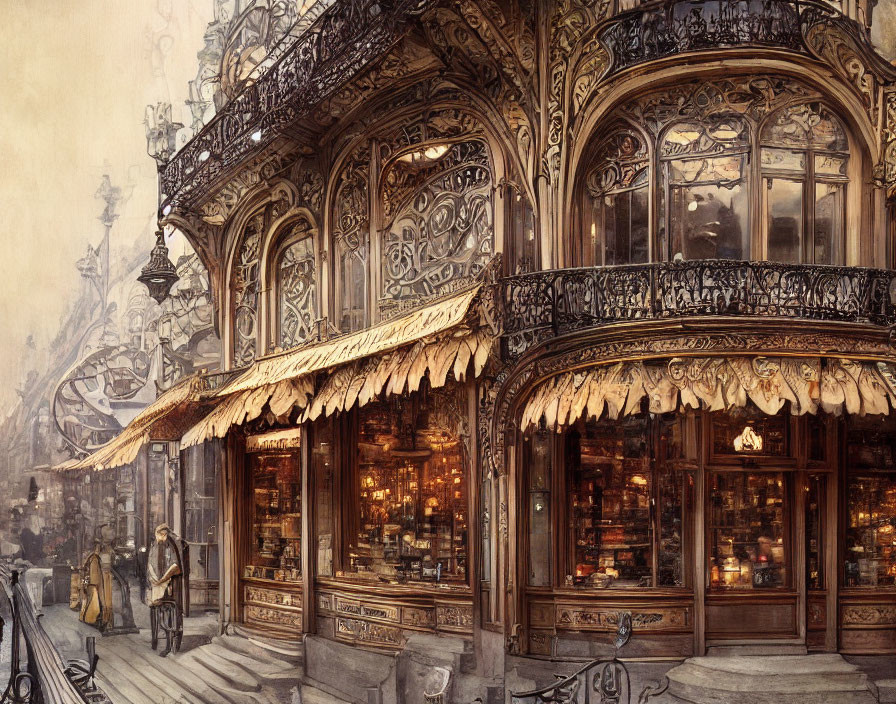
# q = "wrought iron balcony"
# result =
<box><xmin>596</xmin><ymin>0</ymin><xmax>873</xmax><ymax>79</ymax></box>
<box><xmin>158</xmin><ymin>0</ymin><xmax>429</xmax><ymax>214</ymax></box>
<box><xmin>501</xmin><ymin>261</ymin><xmax>896</xmax><ymax>358</ymax></box>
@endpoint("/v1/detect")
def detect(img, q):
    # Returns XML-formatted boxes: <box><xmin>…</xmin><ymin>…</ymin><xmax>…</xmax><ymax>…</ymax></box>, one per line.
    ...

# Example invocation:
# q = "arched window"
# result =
<box><xmin>380</xmin><ymin>139</ymin><xmax>494</xmax><ymax>316</ymax></box>
<box><xmin>578</xmin><ymin>79</ymin><xmax>857</xmax><ymax>267</ymax></box>
<box><xmin>276</xmin><ymin>218</ymin><xmax>317</xmax><ymax>350</ymax></box>
<box><xmin>231</xmin><ymin>209</ymin><xmax>264</xmax><ymax>367</ymax></box>
<box><xmin>584</xmin><ymin>125</ymin><xmax>650</xmax><ymax>265</ymax></box>
<box><xmin>333</xmin><ymin>148</ymin><xmax>369</xmax><ymax>333</ymax></box>
<box><xmin>760</xmin><ymin>103</ymin><xmax>849</xmax><ymax>265</ymax></box>
<box><xmin>661</xmin><ymin>116</ymin><xmax>751</xmax><ymax>261</ymax></box>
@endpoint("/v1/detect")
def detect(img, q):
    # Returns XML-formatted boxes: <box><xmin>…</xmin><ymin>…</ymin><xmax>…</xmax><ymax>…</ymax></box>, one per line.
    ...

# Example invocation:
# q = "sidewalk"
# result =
<box><xmin>37</xmin><ymin>581</ymin><xmax>326</xmax><ymax>704</ymax></box>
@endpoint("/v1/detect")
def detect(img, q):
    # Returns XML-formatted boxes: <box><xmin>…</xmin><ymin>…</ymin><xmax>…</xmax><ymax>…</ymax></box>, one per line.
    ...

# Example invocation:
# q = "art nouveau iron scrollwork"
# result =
<box><xmin>501</xmin><ymin>261</ymin><xmax>896</xmax><ymax>358</ymax></box>
<box><xmin>381</xmin><ymin>139</ymin><xmax>495</xmax><ymax>315</ymax></box>
<box><xmin>232</xmin><ymin>211</ymin><xmax>264</xmax><ymax>366</ymax></box>
<box><xmin>510</xmin><ymin>612</ymin><xmax>669</xmax><ymax>704</ymax></box>
<box><xmin>159</xmin><ymin>0</ymin><xmax>434</xmax><ymax>212</ymax></box>
<box><xmin>278</xmin><ymin>220</ymin><xmax>318</xmax><ymax>349</ymax></box>
<box><xmin>599</xmin><ymin>0</ymin><xmax>802</xmax><ymax>75</ymax></box>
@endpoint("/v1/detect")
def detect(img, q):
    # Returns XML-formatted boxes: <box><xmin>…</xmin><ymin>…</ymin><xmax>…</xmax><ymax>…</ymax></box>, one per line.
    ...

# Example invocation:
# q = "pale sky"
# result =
<box><xmin>0</xmin><ymin>0</ymin><xmax>214</xmax><ymax>410</ymax></box>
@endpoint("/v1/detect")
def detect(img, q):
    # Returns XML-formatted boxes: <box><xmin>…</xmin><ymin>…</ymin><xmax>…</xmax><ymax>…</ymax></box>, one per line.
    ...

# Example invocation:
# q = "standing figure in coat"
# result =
<box><xmin>146</xmin><ymin>523</ymin><xmax>184</xmax><ymax>656</ymax></box>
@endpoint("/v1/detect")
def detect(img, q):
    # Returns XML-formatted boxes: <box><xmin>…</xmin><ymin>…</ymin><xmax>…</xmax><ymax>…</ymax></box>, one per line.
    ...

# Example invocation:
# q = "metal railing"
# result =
<box><xmin>158</xmin><ymin>0</ymin><xmax>431</xmax><ymax>213</ymax></box>
<box><xmin>501</xmin><ymin>260</ymin><xmax>896</xmax><ymax>357</ymax></box>
<box><xmin>510</xmin><ymin>613</ymin><xmax>670</xmax><ymax>704</ymax></box>
<box><xmin>0</xmin><ymin>568</ymin><xmax>101</xmax><ymax>703</ymax></box>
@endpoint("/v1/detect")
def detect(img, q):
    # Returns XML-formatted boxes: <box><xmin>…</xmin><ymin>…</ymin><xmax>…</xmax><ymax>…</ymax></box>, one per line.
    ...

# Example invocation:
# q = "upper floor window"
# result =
<box><xmin>580</xmin><ymin>79</ymin><xmax>856</xmax><ymax>267</ymax></box>
<box><xmin>760</xmin><ymin>104</ymin><xmax>849</xmax><ymax>265</ymax></box>
<box><xmin>276</xmin><ymin>218</ymin><xmax>317</xmax><ymax>350</ymax></box>
<box><xmin>232</xmin><ymin>209</ymin><xmax>264</xmax><ymax>367</ymax></box>
<box><xmin>333</xmin><ymin>147</ymin><xmax>370</xmax><ymax>333</ymax></box>
<box><xmin>380</xmin><ymin>139</ymin><xmax>494</xmax><ymax>318</ymax></box>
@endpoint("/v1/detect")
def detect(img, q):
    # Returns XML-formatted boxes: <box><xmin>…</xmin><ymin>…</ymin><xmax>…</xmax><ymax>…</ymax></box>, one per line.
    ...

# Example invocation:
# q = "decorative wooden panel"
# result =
<box><xmin>554</xmin><ymin>605</ymin><xmax>690</xmax><ymax>632</ymax></box>
<box><xmin>706</xmin><ymin>600</ymin><xmax>797</xmax><ymax>638</ymax></box>
<box><xmin>244</xmin><ymin>604</ymin><xmax>302</xmax><ymax>630</ymax></box>
<box><xmin>316</xmin><ymin>584</ymin><xmax>472</xmax><ymax>651</ymax></box>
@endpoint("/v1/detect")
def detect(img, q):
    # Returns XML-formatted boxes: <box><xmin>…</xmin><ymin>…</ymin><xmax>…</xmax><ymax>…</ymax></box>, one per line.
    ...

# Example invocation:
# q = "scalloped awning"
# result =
<box><xmin>181</xmin><ymin>285</ymin><xmax>492</xmax><ymax>448</ymax></box>
<box><xmin>521</xmin><ymin>357</ymin><xmax>896</xmax><ymax>429</ymax></box>
<box><xmin>56</xmin><ymin>374</ymin><xmax>208</xmax><ymax>472</ymax></box>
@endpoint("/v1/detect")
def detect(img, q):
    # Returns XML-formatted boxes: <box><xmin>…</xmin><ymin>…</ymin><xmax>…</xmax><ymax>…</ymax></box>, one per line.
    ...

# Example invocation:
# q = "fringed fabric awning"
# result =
<box><xmin>221</xmin><ymin>285</ymin><xmax>482</xmax><ymax>397</ymax></box>
<box><xmin>57</xmin><ymin>375</ymin><xmax>206</xmax><ymax>472</ymax></box>
<box><xmin>181</xmin><ymin>286</ymin><xmax>492</xmax><ymax>448</ymax></box>
<box><xmin>521</xmin><ymin>357</ymin><xmax>896</xmax><ymax>430</ymax></box>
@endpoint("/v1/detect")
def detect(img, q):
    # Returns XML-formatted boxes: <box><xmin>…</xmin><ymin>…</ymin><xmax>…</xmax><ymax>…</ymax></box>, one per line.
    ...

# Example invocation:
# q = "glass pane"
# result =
<box><xmin>232</xmin><ymin>211</ymin><xmax>263</xmax><ymax>366</ymax></box>
<box><xmin>814</xmin><ymin>182</ymin><xmax>844</xmax><ymax>265</ymax></box>
<box><xmin>603</xmin><ymin>185</ymin><xmax>649</xmax><ymax>265</ymax></box>
<box><xmin>567</xmin><ymin>417</ymin><xmax>652</xmax><ymax>589</ymax></box>
<box><xmin>658</xmin><ymin>468</ymin><xmax>684</xmax><ymax>587</ymax></box>
<box><xmin>279</xmin><ymin>231</ymin><xmax>317</xmax><ymax>349</ymax></box>
<box><xmin>353</xmin><ymin>404</ymin><xmax>468</xmax><ymax>583</ymax></box>
<box><xmin>709</xmin><ymin>472</ymin><xmax>788</xmax><ymax>590</ymax></box>
<box><xmin>248</xmin><ymin>453</ymin><xmax>301</xmax><ymax>582</ymax></box>
<box><xmin>480</xmin><ymin>478</ymin><xmax>491</xmax><ymax>581</ymax></box>
<box><xmin>761</xmin><ymin>148</ymin><xmax>806</xmax><ymax>172</ymax></box>
<box><xmin>807</xmin><ymin>476</ymin><xmax>823</xmax><ymax>590</ymax></box>
<box><xmin>670</xmin><ymin>182</ymin><xmax>749</xmax><ymax>260</ymax></box>
<box><xmin>528</xmin><ymin>431</ymin><xmax>552</xmax><ymax>587</ymax></box>
<box><xmin>313</xmin><ymin>420</ymin><xmax>334</xmax><ymax>577</ymax></box>
<box><xmin>766</xmin><ymin>178</ymin><xmax>803</xmax><ymax>263</ymax></box>
<box><xmin>845</xmin><ymin>474</ymin><xmax>896</xmax><ymax>588</ymax></box>
<box><xmin>815</xmin><ymin>154</ymin><xmax>848</xmax><ymax>177</ymax></box>
<box><xmin>763</xmin><ymin>103</ymin><xmax>847</xmax><ymax>152</ymax></box>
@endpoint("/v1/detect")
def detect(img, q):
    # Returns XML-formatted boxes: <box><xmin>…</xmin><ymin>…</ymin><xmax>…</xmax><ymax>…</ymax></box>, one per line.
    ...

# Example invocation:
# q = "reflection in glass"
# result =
<box><xmin>352</xmin><ymin>405</ymin><xmax>468</xmax><ymax>583</ymax></box>
<box><xmin>567</xmin><ymin>417</ymin><xmax>653</xmax><ymax>588</ymax></box>
<box><xmin>663</xmin><ymin>117</ymin><xmax>750</xmax><ymax>261</ymax></box>
<box><xmin>586</xmin><ymin>126</ymin><xmax>650</xmax><ymax>265</ymax></box>
<box><xmin>248</xmin><ymin>453</ymin><xmax>301</xmax><ymax>583</ymax></box>
<box><xmin>766</xmin><ymin>178</ymin><xmax>803</xmax><ymax>263</ymax></box>
<box><xmin>814</xmin><ymin>183</ymin><xmax>844</xmax><ymax>266</ymax></box>
<box><xmin>710</xmin><ymin>473</ymin><xmax>788</xmax><ymax>590</ymax></box>
<box><xmin>807</xmin><ymin>476</ymin><xmax>823</xmax><ymax>590</ymax></box>
<box><xmin>528</xmin><ymin>430</ymin><xmax>552</xmax><ymax>587</ymax></box>
<box><xmin>845</xmin><ymin>474</ymin><xmax>896</xmax><ymax>588</ymax></box>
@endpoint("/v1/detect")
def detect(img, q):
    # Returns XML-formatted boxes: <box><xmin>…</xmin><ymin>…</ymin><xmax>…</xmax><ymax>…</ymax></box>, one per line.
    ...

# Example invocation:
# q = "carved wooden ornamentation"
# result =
<box><xmin>521</xmin><ymin>356</ymin><xmax>896</xmax><ymax>429</ymax></box>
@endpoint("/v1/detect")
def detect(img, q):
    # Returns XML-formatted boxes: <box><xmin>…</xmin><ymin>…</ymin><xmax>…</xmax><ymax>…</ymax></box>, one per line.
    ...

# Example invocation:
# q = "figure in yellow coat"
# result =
<box><xmin>78</xmin><ymin>525</ymin><xmax>115</xmax><ymax>632</ymax></box>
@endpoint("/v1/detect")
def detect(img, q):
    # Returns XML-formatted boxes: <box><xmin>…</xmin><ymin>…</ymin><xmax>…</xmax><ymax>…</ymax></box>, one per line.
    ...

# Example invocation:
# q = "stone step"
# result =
<box><xmin>206</xmin><ymin>639</ymin><xmax>299</xmax><ymax>680</ymax></box>
<box><xmin>878</xmin><ymin>679</ymin><xmax>896</xmax><ymax>704</ymax></box>
<box><xmin>231</xmin><ymin>624</ymin><xmax>304</xmax><ymax>657</ymax></box>
<box><xmin>213</xmin><ymin>633</ymin><xmax>302</xmax><ymax>668</ymax></box>
<box><xmin>666</xmin><ymin>654</ymin><xmax>878</xmax><ymax>704</ymax></box>
<box><xmin>301</xmin><ymin>684</ymin><xmax>352</xmax><ymax>704</ymax></box>
<box><xmin>185</xmin><ymin>647</ymin><xmax>264</xmax><ymax>692</ymax></box>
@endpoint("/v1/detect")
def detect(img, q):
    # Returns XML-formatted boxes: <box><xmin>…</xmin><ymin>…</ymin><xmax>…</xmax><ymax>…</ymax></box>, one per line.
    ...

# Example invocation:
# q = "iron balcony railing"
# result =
<box><xmin>501</xmin><ymin>260</ymin><xmax>896</xmax><ymax>358</ymax></box>
<box><xmin>158</xmin><ymin>0</ymin><xmax>429</xmax><ymax>214</ymax></box>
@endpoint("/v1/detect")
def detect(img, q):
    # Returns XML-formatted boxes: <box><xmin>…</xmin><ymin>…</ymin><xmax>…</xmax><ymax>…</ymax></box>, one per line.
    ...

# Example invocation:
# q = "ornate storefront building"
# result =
<box><xmin>75</xmin><ymin>0</ymin><xmax>896</xmax><ymax>700</ymax></box>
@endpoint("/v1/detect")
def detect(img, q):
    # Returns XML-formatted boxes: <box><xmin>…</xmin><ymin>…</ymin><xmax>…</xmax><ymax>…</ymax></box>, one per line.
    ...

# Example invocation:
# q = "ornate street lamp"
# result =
<box><xmin>139</xmin><ymin>230</ymin><xmax>179</xmax><ymax>304</ymax></box>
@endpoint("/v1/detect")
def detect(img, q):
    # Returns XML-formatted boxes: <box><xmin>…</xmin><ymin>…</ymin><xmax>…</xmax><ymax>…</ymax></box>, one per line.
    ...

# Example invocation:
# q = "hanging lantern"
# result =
<box><xmin>138</xmin><ymin>230</ymin><xmax>179</xmax><ymax>304</ymax></box>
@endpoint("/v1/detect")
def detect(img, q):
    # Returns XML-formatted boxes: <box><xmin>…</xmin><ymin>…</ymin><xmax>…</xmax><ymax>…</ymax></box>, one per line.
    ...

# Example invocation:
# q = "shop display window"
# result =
<box><xmin>845</xmin><ymin>416</ymin><xmax>896</xmax><ymax>588</ymax></box>
<box><xmin>350</xmin><ymin>404</ymin><xmax>468</xmax><ymax>583</ymax></box>
<box><xmin>246</xmin><ymin>453</ymin><xmax>301</xmax><ymax>582</ymax></box>
<box><xmin>709</xmin><ymin>472</ymin><xmax>788</xmax><ymax>589</ymax></box>
<box><xmin>567</xmin><ymin>417</ymin><xmax>653</xmax><ymax>588</ymax></box>
<box><xmin>313</xmin><ymin>421</ymin><xmax>334</xmax><ymax>577</ymax></box>
<box><xmin>845</xmin><ymin>473</ymin><xmax>896</xmax><ymax>588</ymax></box>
